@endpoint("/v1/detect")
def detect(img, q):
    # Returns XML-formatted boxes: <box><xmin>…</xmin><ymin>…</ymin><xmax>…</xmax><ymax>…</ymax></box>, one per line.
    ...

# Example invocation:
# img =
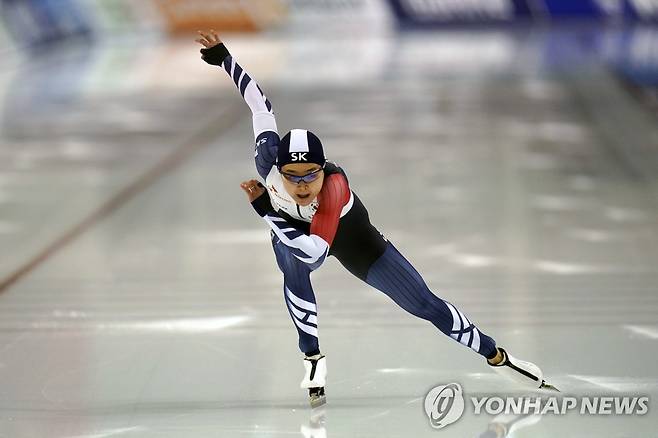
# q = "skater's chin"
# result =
<box><xmin>295</xmin><ymin>193</ymin><xmax>313</xmax><ymax>205</ymax></box>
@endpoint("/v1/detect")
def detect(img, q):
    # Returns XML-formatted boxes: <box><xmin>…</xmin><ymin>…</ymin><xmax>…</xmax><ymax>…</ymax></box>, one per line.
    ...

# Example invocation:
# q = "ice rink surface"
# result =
<box><xmin>1</xmin><ymin>26</ymin><xmax>658</xmax><ymax>437</ymax></box>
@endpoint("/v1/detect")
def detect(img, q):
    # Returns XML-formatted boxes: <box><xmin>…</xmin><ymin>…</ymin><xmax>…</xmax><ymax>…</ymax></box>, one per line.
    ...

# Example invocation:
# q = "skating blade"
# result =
<box><xmin>540</xmin><ymin>380</ymin><xmax>560</xmax><ymax>392</ymax></box>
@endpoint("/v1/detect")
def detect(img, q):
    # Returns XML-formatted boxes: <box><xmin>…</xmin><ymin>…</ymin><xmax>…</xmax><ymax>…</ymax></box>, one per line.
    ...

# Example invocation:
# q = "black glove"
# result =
<box><xmin>200</xmin><ymin>43</ymin><xmax>230</xmax><ymax>66</ymax></box>
<box><xmin>250</xmin><ymin>182</ymin><xmax>275</xmax><ymax>217</ymax></box>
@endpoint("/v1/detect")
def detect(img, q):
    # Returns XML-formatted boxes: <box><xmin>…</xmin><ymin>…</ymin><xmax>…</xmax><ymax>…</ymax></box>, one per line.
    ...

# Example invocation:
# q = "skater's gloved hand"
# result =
<box><xmin>195</xmin><ymin>29</ymin><xmax>228</xmax><ymax>66</ymax></box>
<box><xmin>240</xmin><ymin>179</ymin><xmax>266</xmax><ymax>202</ymax></box>
<box><xmin>241</xmin><ymin>179</ymin><xmax>273</xmax><ymax>217</ymax></box>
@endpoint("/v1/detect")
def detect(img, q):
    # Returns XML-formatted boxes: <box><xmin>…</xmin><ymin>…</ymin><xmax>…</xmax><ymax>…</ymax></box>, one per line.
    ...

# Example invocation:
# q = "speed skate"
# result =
<box><xmin>301</xmin><ymin>354</ymin><xmax>327</xmax><ymax>408</ymax></box>
<box><xmin>490</xmin><ymin>348</ymin><xmax>560</xmax><ymax>392</ymax></box>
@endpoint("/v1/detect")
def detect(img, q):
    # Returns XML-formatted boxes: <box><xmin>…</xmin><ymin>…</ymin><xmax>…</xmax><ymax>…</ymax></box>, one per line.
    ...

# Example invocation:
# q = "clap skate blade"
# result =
<box><xmin>309</xmin><ymin>387</ymin><xmax>326</xmax><ymax>408</ymax></box>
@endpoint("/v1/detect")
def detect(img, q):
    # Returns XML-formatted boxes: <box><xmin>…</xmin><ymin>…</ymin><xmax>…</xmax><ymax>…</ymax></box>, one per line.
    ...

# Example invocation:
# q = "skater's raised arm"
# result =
<box><xmin>197</xmin><ymin>30</ymin><xmax>278</xmax><ymax>179</ymax></box>
<box><xmin>197</xmin><ymin>30</ymin><xmax>276</xmax><ymax>137</ymax></box>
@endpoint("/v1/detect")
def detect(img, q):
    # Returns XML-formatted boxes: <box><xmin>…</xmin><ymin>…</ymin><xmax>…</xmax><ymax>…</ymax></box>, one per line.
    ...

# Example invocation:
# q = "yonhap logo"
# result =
<box><xmin>424</xmin><ymin>383</ymin><xmax>465</xmax><ymax>429</ymax></box>
<box><xmin>422</xmin><ymin>382</ymin><xmax>649</xmax><ymax>430</ymax></box>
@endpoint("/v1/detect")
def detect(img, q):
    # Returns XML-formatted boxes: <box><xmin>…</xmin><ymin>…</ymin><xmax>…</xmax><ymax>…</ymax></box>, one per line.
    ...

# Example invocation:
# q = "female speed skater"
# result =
<box><xmin>195</xmin><ymin>30</ymin><xmax>558</xmax><ymax>407</ymax></box>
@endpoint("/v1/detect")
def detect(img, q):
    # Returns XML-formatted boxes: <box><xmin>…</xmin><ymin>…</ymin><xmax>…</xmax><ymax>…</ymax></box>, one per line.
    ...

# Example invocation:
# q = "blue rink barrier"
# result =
<box><xmin>0</xmin><ymin>0</ymin><xmax>92</xmax><ymax>48</ymax></box>
<box><xmin>386</xmin><ymin>0</ymin><xmax>658</xmax><ymax>92</ymax></box>
<box><xmin>386</xmin><ymin>0</ymin><xmax>658</xmax><ymax>25</ymax></box>
<box><xmin>607</xmin><ymin>27</ymin><xmax>658</xmax><ymax>87</ymax></box>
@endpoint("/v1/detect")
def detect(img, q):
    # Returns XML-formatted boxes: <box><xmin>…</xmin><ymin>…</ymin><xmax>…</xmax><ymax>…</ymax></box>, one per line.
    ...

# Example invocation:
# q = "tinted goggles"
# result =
<box><xmin>280</xmin><ymin>167</ymin><xmax>324</xmax><ymax>184</ymax></box>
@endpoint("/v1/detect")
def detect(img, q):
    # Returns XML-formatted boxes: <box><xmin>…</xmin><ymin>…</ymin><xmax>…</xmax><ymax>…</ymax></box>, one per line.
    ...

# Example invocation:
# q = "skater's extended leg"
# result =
<box><xmin>361</xmin><ymin>241</ymin><xmax>556</xmax><ymax>390</ymax></box>
<box><xmin>364</xmin><ymin>241</ymin><xmax>498</xmax><ymax>360</ymax></box>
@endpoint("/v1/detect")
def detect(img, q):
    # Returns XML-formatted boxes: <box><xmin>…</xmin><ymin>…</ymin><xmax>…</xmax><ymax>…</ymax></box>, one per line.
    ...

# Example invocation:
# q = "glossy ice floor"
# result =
<box><xmin>1</xmin><ymin>28</ymin><xmax>657</xmax><ymax>437</ymax></box>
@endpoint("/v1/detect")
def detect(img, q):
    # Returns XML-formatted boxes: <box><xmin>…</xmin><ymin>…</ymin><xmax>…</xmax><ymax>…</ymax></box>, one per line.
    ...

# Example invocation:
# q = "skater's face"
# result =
<box><xmin>280</xmin><ymin>163</ymin><xmax>324</xmax><ymax>206</ymax></box>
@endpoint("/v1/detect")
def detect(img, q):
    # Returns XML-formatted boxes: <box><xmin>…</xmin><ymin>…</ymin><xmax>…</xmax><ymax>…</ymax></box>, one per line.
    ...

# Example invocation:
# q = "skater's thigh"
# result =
<box><xmin>363</xmin><ymin>240</ymin><xmax>430</xmax><ymax>292</ymax></box>
<box><xmin>271</xmin><ymin>231</ymin><xmax>311</xmax><ymax>278</ymax></box>
<box><xmin>332</xmin><ymin>230</ymin><xmax>387</xmax><ymax>281</ymax></box>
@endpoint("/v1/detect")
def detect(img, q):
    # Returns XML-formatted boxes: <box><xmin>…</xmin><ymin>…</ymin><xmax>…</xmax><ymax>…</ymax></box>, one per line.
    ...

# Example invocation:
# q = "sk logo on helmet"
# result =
<box><xmin>424</xmin><ymin>383</ymin><xmax>465</xmax><ymax>429</ymax></box>
<box><xmin>291</xmin><ymin>152</ymin><xmax>308</xmax><ymax>161</ymax></box>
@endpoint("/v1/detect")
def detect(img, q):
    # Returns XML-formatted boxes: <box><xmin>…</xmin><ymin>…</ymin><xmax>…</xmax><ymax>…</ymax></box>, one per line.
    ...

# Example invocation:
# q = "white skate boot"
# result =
<box><xmin>489</xmin><ymin>347</ymin><xmax>559</xmax><ymax>391</ymax></box>
<box><xmin>301</xmin><ymin>354</ymin><xmax>327</xmax><ymax>408</ymax></box>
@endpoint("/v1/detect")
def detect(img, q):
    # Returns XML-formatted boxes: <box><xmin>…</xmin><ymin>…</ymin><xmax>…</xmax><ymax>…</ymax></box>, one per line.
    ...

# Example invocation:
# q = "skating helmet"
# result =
<box><xmin>277</xmin><ymin>129</ymin><xmax>326</xmax><ymax>170</ymax></box>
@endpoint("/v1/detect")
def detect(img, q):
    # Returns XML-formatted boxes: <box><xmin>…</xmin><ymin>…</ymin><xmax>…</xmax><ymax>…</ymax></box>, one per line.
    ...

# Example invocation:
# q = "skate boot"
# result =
<box><xmin>488</xmin><ymin>347</ymin><xmax>559</xmax><ymax>391</ymax></box>
<box><xmin>301</xmin><ymin>353</ymin><xmax>327</xmax><ymax>408</ymax></box>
